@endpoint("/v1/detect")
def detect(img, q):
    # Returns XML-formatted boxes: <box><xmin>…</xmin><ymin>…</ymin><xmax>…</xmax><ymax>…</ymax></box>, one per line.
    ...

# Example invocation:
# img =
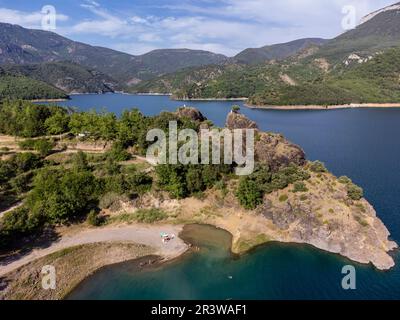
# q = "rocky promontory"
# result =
<box><xmin>149</xmin><ymin>109</ymin><xmax>397</xmax><ymax>270</ymax></box>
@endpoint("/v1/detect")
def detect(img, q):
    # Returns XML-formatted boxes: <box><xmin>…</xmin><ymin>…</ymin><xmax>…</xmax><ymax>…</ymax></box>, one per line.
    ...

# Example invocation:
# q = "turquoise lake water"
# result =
<box><xmin>51</xmin><ymin>94</ymin><xmax>400</xmax><ymax>300</ymax></box>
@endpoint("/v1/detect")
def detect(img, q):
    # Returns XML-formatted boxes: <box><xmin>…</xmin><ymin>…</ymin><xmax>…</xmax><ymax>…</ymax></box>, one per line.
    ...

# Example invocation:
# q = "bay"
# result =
<box><xmin>50</xmin><ymin>94</ymin><xmax>400</xmax><ymax>300</ymax></box>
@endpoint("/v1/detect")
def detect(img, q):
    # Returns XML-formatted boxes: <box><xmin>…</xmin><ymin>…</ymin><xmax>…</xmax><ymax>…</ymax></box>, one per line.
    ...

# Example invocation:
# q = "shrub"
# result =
<box><xmin>310</xmin><ymin>161</ymin><xmax>328</xmax><ymax>173</ymax></box>
<box><xmin>34</xmin><ymin>139</ymin><xmax>54</xmax><ymax>157</ymax></box>
<box><xmin>12</xmin><ymin>153</ymin><xmax>41</xmax><ymax>173</ymax></box>
<box><xmin>134</xmin><ymin>208</ymin><xmax>167</xmax><ymax>223</ymax></box>
<box><xmin>107</xmin><ymin>141</ymin><xmax>131</xmax><ymax>161</ymax></box>
<box><xmin>347</xmin><ymin>183</ymin><xmax>364</xmax><ymax>201</ymax></box>
<box><xmin>279</xmin><ymin>194</ymin><xmax>288</xmax><ymax>202</ymax></box>
<box><xmin>18</xmin><ymin>139</ymin><xmax>36</xmax><ymax>150</ymax></box>
<box><xmin>232</xmin><ymin>105</ymin><xmax>241</xmax><ymax>112</ymax></box>
<box><xmin>71</xmin><ymin>151</ymin><xmax>90</xmax><ymax>171</ymax></box>
<box><xmin>293</xmin><ymin>182</ymin><xmax>308</xmax><ymax>193</ymax></box>
<box><xmin>87</xmin><ymin>210</ymin><xmax>102</xmax><ymax>226</ymax></box>
<box><xmin>99</xmin><ymin>192</ymin><xmax>129</xmax><ymax>212</ymax></box>
<box><xmin>9</xmin><ymin>172</ymin><xmax>33</xmax><ymax>193</ymax></box>
<box><xmin>338</xmin><ymin>176</ymin><xmax>352</xmax><ymax>184</ymax></box>
<box><xmin>0</xmin><ymin>207</ymin><xmax>40</xmax><ymax>249</ymax></box>
<box><xmin>27</xmin><ymin>168</ymin><xmax>99</xmax><ymax>223</ymax></box>
<box><xmin>236</xmin><ymin>178</ymin><xmax>263</xmax><ymax>209</ymax></box>
<box><xmin>126</xmin><ymin>172</ymin><xmax>153</xmax><ymax>195</ymax></box>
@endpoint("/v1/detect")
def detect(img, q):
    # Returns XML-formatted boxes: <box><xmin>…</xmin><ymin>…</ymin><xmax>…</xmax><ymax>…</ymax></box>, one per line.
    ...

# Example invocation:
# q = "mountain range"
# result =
<box><xmin>1</xmin><ymin>2</ymin><xmax>400</xmax><ymax>104</ymax></box>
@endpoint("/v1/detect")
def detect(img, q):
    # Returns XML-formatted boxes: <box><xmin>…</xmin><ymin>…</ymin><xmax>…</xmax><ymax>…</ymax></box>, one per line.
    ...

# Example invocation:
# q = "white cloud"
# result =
<box><xmin>63</xmin><ymin>0</ymin><xmax>398</xmax><ymax>56</ymax></box>
<box><xmin>0</xmin><ymin>7</ymin><xmax>68</xmax><ymax>29</ymax></box>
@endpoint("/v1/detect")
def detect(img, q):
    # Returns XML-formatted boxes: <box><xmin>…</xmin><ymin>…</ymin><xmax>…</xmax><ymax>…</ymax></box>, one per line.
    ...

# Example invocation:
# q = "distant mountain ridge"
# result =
<box><xmin>0</xmin><ymin>22</ymin><xmax>228</xmax><ymax>85</ymax></box>
<box><xmin>131</xmin><ymin>1</ymin><xmax>400</xmax><ymax>106</ymax></box>
<box><xmin>2</xmin><ymin>1</ymin><xmax>400</xmax><ymax>105</ymax></box>
<box><xmin>317</xmin><ymin>2</ymin><xmax>400</xmax><ymax>61</ymax></box>
<box><xmin>2</xmin><ymin>61</ymin><xmax>120</xmax><ymax>94</ymax></box>
<box><xmin>233</xmin><ymin>38</ymin><xmax>328</xmax><ymax>64</ymax></box>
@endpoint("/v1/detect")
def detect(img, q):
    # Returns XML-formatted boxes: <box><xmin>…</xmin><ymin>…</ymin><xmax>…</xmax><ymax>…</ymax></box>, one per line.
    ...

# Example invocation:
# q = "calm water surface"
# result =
<box><xmin>53</xmin><ymin>94</ymin><xmax>400</xmax><ymax>300</ymax></box>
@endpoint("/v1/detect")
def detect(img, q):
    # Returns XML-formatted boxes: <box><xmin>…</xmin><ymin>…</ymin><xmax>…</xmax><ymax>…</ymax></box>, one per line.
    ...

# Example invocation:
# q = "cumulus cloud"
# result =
<box><xmin>14</xmin><ymin>0</ymin><xmax>395</xmax><ymax>56</ymax></box>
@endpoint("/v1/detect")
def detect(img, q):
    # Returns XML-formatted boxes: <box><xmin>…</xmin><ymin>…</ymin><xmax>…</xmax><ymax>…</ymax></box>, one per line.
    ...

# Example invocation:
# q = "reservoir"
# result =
<box><xmin>49</xmin><ymin>94</ymin><xmax>400</xmax><ymax>299</ymax></box>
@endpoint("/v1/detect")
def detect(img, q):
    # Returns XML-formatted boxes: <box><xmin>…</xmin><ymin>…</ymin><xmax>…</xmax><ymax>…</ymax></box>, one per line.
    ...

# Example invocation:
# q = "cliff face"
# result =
<box><xmin>226</xmin><ymin>111</ymin><xmax>306</xmax><ymax>170</ymax></box>
<box><xmin>257</xmin><ymin>171</ymin><xmax>397</xmax><ymax>270</ymax></box>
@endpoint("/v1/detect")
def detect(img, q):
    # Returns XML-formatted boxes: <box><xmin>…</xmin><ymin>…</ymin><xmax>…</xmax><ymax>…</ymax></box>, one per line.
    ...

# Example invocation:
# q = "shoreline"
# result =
<box><xmin>244</xmin><ymin>102</ymin><xmax>400</xmax><ymax>110</ymax></box>
<box><xmin>174</xmin><ymin>97</ymin><xmax>248</xmax><ymax>102</ymax></box>
<box><xmin>0</xmin><ymin>224</ymin><xmax>188</xmax><ymax>278</ymax></box>
<box><xmin>30</xmin><ymin>98</ymin><xmax>69</xmax><ymax>103</ymax></box>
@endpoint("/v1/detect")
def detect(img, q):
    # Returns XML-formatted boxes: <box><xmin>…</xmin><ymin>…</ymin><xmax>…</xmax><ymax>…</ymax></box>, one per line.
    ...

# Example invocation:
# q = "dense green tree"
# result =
<box><xmin>45</xmin><ymin>110</ymin><xmax>70</xmax><ymax>135</ymax></box>
<box><xmin>236</xmin><ymin>178</ymin><xmax>263</xmax><ymax>209</ymax></box>
<box><xmin>117</xmin><ymin>109</ymin><xmax>145</xmax><ymax>146</ymax></box>
<box><xmin>27</xmin><ymin>168</ymin><xmax>99</xmax><ymax>223</ymax></box>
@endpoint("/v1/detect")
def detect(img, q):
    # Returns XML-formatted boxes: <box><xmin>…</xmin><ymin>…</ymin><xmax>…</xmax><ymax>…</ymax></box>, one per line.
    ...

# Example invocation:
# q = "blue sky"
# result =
<box><xmin>0</xmin><ymin>0</ymin><xmax>396</xmax><ymax>56</ymax></box>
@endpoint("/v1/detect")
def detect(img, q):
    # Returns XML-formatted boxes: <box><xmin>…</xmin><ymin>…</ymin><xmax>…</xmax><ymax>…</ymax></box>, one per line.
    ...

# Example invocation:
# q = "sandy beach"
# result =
<box><xmin>0</xmin><ymin>224</ymin><xmax>188</xmax><ymax>278</ymax></box>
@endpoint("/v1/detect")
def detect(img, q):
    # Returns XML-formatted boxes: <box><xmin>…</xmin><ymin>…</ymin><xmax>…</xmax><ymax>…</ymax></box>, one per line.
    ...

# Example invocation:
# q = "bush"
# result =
<box><xmin>18</xmin><ymin>139</ymin><xmax>36</xmax><ymax>150</ymax></box>
<box><xmin>34</xmin><ymin>139</ymin><xmax>54</xmax><ymax>157</ymax></box>
<box><xmin>107</xmin><ymin>141</ymin><xmax>131</xmax><ymax>161</ymax></box>
<box><xmin>87</xmin><ymin>210</ymin><xmax>102</xmax><ymax>226</ymax></box>
<box><xmin>236</xmin><ymin>178</ymin><xmax>263</xmax><ymax>210</ymax></box>
<box><xmin>232</xmin><ymin>105</ymin><xmax>241</xmax><ymax>112</ymax></box>
<box><xmin>11</xmin><ymin>153</ymin><xmax>41</xmax><ymax>173</ymax></box>
<box><xmin>19</xmin><ymin>139</ymin><xmax>54</xmax><ymax>156</ymax></box>
<box><xmin>126</xmin><ymin>172</ymin><xmax>153</xmax><ymax>195</ymax></box>
<box><xmin>310</xmin><ymin>161</ymin><xmax>328</xmax><ymax>173</ymax></box>
<box><xmin>279</xmin><ymin>194</ymin><xmax>288</xmax><ymax>202</ymax></box>
<box><xmin>0</xmin><ymin>207</ymin><xmax>40</xmax><ymax>248</ymax></box>
<box><xmin>338</xmin><ymin>176</ymin><xmax>352</xmax><ymax>184</ymax></box>
<box><xmin>27</xmin><ymin>168</ymin><xmax>99</xmax><ymax>223</ymax></box>
<box><xmin>99</xmin><ymin>192</ymin><xmax>129</xmax><ymax>212</ymax></box>
<box><xmin>293</xmin><ymin>182</ymin><xmax>308</xmax><ymax>193</ymax></box>
<box><xmin>134</xmin><ymin>208</ymin><xmax>167</xmax><ymax>223</ymax></box>
<box><xmin>9</xmin><ymin>172</ymin><xmax>33</xmax><ymax>193</ymax></box>
<box><xmin>347</xmin><ymin>183</ymin><xmax>364</xmax><ymax>201</ymax></box>
<box><xmin>71</xmin><ymin>151</ymin><xmax>90</xmax><ymax>171</ymax></box>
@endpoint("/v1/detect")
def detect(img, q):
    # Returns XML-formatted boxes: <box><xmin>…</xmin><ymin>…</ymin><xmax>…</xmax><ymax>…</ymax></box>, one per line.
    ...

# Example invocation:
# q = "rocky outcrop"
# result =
<box><xmin>255</xmin><ymin>132</ymin><xmax>306</xmax><ymax>170</ymax></box>
<box><xmin>255</xmin><ymin>171</ymin><xmax>398</xmax><ymax>270</ymax></box>
<box><xmin>226</xmin><ymin>111</ymin><xmax>258</xmax><ymax>130</ymax></box>
<box><xmin>176</xmin><ymin>107</ymin><xmax>206</xmax><ymax>122</ymax></box>
<box><xmin>226</xmin><ymin>111</ymin><xmax>306</xmax><ymax>170</ymax></box>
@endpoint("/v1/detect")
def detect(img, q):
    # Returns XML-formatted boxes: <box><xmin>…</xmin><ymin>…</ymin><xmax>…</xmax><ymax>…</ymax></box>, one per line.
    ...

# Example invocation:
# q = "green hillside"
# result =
<box><xmin>3</xmin><ymin>62</ymin><xmax>120</xmax><ymax>94</ymax></box>
<box><xmin>0</xmin><ymin>72</ymin><xmax>68</xmax><ymax>101</ymax></box>
<box><xmin>234</xmin><ymin>38</ymin><xmax>327</xmax><ymax>65</ymax></box>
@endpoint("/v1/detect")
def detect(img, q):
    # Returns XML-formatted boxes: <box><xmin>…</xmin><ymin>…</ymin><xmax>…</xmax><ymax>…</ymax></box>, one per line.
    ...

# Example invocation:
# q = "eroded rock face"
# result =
<box><xmin>226</xmin><ymin>111</ymin><xmax>306</xmax><ymax>170</ymax></box>
<box><xmin>257</xmin><ymin>172</ymin><xmax>398</xmax><ymax>270</ymax></box>
<box><xmin>255</xmin><ymin>132</ymin><xmax>306</xmax><ymax>170</ymax></box>
<box><xmin>176</xmin><ymin>107</ymin><xmax>206</xmax><ymax>122</ymax></box>
<box><xmin>225</xmin><ymin>111</ymin><xmax>258</xmax><ymax>130</ymax></box>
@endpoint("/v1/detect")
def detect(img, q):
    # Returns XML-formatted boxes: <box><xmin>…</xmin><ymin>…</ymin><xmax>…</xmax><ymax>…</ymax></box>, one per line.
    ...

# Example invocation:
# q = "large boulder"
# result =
<box><xmin>176</xmin><ymin>106</ymin><xmax>206</xmax><ymax>122</ymax></box>
<box><xmin>255</xmin><ymin>132</ymin><xmax>306</xmax><ymax>170</ymax></box>
<box><xmin>225</xmin><ymin>111</ymin><xmax>306</xmax><ymax>170</ymax></box>
<box><xmin>225</xmin><ymin>111</ymin><xmax>258</xmax><ymax>130</ymax></box>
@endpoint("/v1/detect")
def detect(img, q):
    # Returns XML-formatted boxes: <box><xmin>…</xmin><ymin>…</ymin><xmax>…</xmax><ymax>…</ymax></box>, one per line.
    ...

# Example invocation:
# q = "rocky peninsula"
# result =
<box><xmin>0</xmin><ymin>106</ymin><xmax>397</xmax><ymax>300</ymax></box>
